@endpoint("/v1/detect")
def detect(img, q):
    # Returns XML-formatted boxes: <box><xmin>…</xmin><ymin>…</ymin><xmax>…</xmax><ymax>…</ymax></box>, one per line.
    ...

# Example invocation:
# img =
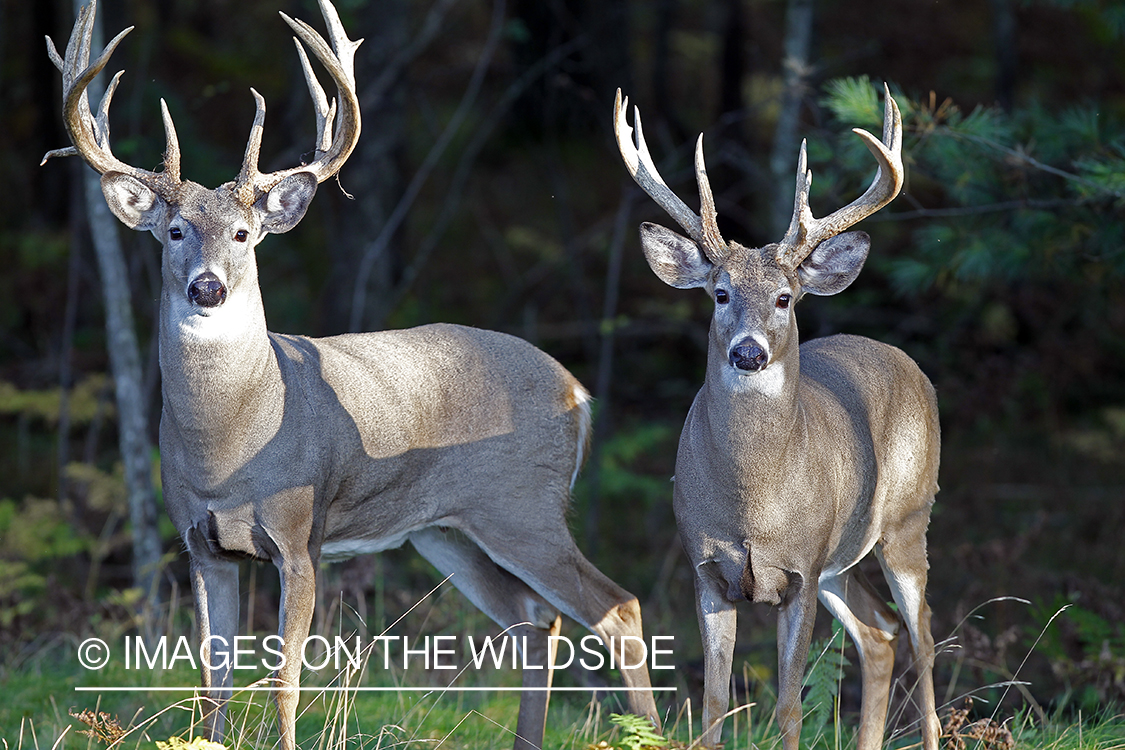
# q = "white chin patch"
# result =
<box><xmin>172</xmin><ymin>296</ymin><xmax>245</xmax><ymax>343</ymax></box>
<box><xmin>723</xmin><ymin>361</ymin><xmax>786</xmax><ymax>397</ymax></box>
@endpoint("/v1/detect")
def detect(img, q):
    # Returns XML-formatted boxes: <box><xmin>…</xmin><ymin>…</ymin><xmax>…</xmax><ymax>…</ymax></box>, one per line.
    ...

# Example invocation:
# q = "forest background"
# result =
<box><xmin>1</xmin><ymin>0</ymin><xmax>1124</xmax><ymax>743</ymax></box>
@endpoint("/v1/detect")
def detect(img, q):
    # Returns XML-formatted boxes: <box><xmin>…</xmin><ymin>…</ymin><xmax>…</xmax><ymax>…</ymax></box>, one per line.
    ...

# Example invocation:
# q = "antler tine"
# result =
<box><xmin>777</xmin><ymin>83</ymin><xmax>904</xmax><ymax>271</ymax></box>
<box><xmin>614</xmin><ymin>89</ymin><xmax>705</xmax><ymax>245</ymax></box>
<box><xmin>158</xmin><ymin>98</ymin><xmax>182</xmax><ymax>184</ymax></box>
<box><xmin>292</xmin><ymin>39</ymin><xmax>333</xmax><ymax>156</ymax></box>
<box><xmin>694</xmin><ymin>134</ymin><xmax>729</xmax><ymax>264</ymax></box>
<box><xmin>233</xmin><ymin>89</ymin><xmax>269</xmax><ymax>206</ymax></box>
<box><xmin>41</xmin><ymin>1</ymin><xmax>181</xmax><ymax>197</ymax></box>
<box><xmin>779</xmin><ymin>139</ymin><xmax>813</xmax><ymax>250</ymax></box>
<box><xmin>236</xmin><ymin>0</ymin><xmax>362</xmax><ymax>204</ymax></box>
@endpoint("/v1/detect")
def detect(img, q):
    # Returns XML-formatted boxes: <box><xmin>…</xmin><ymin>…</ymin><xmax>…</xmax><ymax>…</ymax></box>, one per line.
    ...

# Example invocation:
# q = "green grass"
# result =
<box><xmin>4</xmin><ymin>585</ymin><xmax>1123</xmax><ymax>750</ymax></box>
<box><xmin>6</xmin><ymin>642</ymin><xmax>1124</xmax><ymax>750</ymax></box>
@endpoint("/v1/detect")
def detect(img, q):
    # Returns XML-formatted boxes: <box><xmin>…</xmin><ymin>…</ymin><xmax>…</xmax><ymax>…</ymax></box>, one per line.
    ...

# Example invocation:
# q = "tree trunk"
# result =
<box><xmin>719</xmin><ymin>0</ymin><xmax>747</xmax><ymax>131</ymax></box>
<box><xmin>769</xmin><ymin>0</ymin><xmax>814</xmax><ymax>238</ymax></box>
<box><xmin>989</xmin><ymin>0</ymin><xmax>1017</xmax><ymax>110</ymax></box>
<box><xmin>76</xmin><ymin>0</ymin><xmax>162</xmax><ymax>601</ymax></box>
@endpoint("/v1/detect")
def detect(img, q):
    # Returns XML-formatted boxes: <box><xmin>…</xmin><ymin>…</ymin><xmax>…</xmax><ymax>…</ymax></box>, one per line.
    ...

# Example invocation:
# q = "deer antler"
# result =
<box><xmin>776</xmin><ymin>83</ymin><xmax>903</xmax><ymax>270</ymax></box>
<box><xmin>614</xmin><ymin>89</ymin><xmax>729</xmax><ymax>265</ymax></box>
<box><xmin>233</xmin><ymin>0</ymin><xmax>363</xmax><ymax>205</ymax></box>
<box><xmin>43</xmin><ymin>0</ymin><xmax>362</xmax><ymax>208</ymax></box>
<box><xmin>42</xmin><ymin>0</ymin><xmax>183</xmax><ymax>200</ymax></box>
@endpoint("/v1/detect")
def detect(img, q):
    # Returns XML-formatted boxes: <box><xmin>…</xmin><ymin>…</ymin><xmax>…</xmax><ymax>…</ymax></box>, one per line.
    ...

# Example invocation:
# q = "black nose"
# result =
<box><xmin>730</xmin><ymin>343</ymin><xmax>768</xmax><ymax>371</ymax></box>
<box><xmin>188</xmin><ymin>272</ymin><xmax>227</xmax><ymax>308</ymax></box>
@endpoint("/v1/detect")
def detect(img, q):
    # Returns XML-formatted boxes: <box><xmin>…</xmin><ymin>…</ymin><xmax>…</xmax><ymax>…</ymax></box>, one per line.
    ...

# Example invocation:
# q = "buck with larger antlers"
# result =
<box><xmin>44</xmin><ymin>3</ymin><xmax>661</xmax><ymax>748</ymax></box>
<box><xmin>614</xmin><ymin>86</ymin><xmax>940</xmax><ymax>750</ymax></box>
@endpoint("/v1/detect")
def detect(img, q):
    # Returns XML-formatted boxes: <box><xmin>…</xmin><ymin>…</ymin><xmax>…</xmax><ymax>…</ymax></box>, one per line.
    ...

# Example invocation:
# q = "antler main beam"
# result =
<box><xmin>234</xmin><ymin>0</ymin><xmax>363</xmax><ymax>204</ymax></box>
<box><xmin>42</xmin><ymin>0</ymin><xmax>182</xmax><ymax>198</ymax></box>
<box><xmin>777</xmin><ymin>84</ymin><xmax>903</xmax><ymax>270</ymax></box>
<box><xmin>614</xmin><ymin>89</ymin><xmax>728</xmax><ymax>265</ymax></box>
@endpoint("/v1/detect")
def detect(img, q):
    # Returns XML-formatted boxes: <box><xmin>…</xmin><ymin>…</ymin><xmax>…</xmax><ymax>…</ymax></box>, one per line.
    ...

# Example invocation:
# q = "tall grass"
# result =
<box><xmin>4</xmin><ymin>587</ymin><xmax>1123</xmax><ymax>750</ymax></box>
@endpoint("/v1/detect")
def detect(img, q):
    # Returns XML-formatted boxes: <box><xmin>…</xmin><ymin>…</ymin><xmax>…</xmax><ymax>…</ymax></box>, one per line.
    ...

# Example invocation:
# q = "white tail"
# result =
<box><xmin>43</xmin><ymin>4</ymin><xmax>661</xmax><ymax>748</ymax></box>
<box><xmin>615</xmin><ymin>86</ymin><xmax>940</xmax><ymax>750</ymax></box>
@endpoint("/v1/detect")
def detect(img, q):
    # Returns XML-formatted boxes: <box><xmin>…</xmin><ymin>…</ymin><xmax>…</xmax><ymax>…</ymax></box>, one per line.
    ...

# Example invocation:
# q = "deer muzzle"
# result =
<box><xmin>188</xmin><ymin>272</ymin><xmax>228</xmax><ymax>308</ymax></box>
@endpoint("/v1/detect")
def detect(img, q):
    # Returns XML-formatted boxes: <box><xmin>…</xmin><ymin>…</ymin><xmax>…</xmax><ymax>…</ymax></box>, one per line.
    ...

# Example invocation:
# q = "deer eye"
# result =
<box><xmin>169</xmin><ymin>227</ymin><xmax>182</xmax><ymax>241</ymax></box>
<box><xmin>776</xmin><ymin>293</ymin><xmax>792</xmax><ymax>309</ymax></box>
<box><xmin>234</xmin><ymin>229</ymin><xmax>249</xmax><ymax>243</ymax></box>
<box><xmin>715</xmin><ymin>289</ymin><xmax>729</xmax><ymax>304</ymax></box>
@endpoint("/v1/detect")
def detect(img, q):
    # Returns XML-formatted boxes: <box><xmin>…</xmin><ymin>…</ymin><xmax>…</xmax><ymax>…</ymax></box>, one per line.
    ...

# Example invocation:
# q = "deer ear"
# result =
<box><xmin>639</xmin><ymin>222</ymin><xmax>713</xmax><ymax>289</ymax></box>
<box><xmin>798</xmin><ymin>230</ymin><xmax>870</xmax><ymax>296</ymax></box>
<box><xmin>258</xmin><ymin>172</ymin><xmax>318</xmax><ymax>234</ymax></box>
<box><xmin>101</xmin><ymin>172</ymin><xmax>167</xmax><ymax>231</ymax></box>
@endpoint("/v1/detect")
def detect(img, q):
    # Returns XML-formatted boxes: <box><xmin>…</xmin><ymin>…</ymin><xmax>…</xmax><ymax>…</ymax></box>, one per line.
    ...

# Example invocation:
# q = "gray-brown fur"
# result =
<box><xmin>45</xmin><ymin>3</ymin><xmax>660</xmax><ymax>749</ymax></box>
<box><xmin>617</xmin><ymin>89</ymin><xmax>941</xmax><ymax>750</ymax></box>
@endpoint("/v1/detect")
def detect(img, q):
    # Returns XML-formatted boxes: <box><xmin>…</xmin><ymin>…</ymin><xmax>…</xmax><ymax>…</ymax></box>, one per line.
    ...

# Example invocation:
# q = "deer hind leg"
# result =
<box><xmin>458</xmin><ymin>522</ymin><xmax>661</xmax><ymax>731</ymax></box>
<box><xmin>876</xmin><ymin>517</ymin><xmax>940</xmax><ymax>750</ymax></box>
<box><xmin>566</xmin><ymin>556</ymin><xmax>661</xmax><ymax>729</ymax></box>
<box><xmin>409</xmin><ymin>527</ymin><xmax>563</xmax><ymax>750</ymax></box>
<box><xmin>186</xmin><ymin>533</ymin><xmax>239</xmax><ymax>744</ymax></box>
<box><xmin>818</xmin><ymin>568</ymin><xmax>902</xmax><ymax>750</ymax></box>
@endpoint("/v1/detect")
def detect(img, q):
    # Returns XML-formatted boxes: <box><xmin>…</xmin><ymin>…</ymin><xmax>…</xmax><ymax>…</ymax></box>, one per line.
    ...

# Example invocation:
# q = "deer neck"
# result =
<box><xmin>697</xmin><ymin>329</ymin><xmax>805</xmax><ymax>474</ymax></box>
<box><xmin>158</xmin><ymin>274</ymin><xmax>281</xmax><ymax>440</ymax></box>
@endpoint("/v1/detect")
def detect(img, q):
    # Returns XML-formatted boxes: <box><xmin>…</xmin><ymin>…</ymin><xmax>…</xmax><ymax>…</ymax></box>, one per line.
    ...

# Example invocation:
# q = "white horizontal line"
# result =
<box><xmin>76</xmin><ymin>686</ymin><xmax>677</xmax><ymax>693</ymax></box>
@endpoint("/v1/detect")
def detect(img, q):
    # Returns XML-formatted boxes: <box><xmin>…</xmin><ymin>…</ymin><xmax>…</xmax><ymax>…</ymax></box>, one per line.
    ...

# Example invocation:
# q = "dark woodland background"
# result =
<box><xmin>2</xmin><ymin>0</ymin><xmax>1124</xmax><ymax>728</ymax></box>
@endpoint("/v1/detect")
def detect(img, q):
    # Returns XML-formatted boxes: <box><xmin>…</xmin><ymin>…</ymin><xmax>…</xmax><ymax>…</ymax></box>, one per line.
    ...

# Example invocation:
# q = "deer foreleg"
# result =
<box><xmin>274</xmin><ymin>549</ymin><xmax>317</xmax><ymax>750</ymax></box>
<box><xmin>775</xmin><ymin>575</ymin><xmax>818</xmax><ymax>750</ymax></box>
<box><xmin>695</xmin><ymin>570</ymin><xmax>737</xmax><ymax>749</ymax></box>
<box><xmin>189</xmin><ymin>551</ymin><xmax>239</xmax><ymax>743</ymax></box>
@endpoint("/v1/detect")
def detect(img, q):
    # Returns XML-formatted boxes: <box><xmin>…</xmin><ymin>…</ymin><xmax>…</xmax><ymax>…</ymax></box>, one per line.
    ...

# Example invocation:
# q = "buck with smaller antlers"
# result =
<box><xmin>44</xmin><ymin>3</ymin><xmax>660</xmax><ymax>749</ymax></box>
<box><xmin>614</xmin><ymin>86</ymin><xmax>940</xmax><ymax>750</ymax></box>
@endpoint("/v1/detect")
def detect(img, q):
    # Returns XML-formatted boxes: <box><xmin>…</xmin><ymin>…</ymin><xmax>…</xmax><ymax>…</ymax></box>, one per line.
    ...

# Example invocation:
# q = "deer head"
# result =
<box><xmin>42</xmin><ymin>0</ymin><xmax>362</xmax><ymax>330</ymax></box>
<box><xmin>614</xmin><ymin>86</ymin><xmax>903</xmax><ymax>392</ymax></box>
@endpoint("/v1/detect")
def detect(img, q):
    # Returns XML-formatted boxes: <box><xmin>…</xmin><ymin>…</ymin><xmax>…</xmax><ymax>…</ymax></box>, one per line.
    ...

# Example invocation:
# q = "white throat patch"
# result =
<box><xmin>722</xmin><ymin>360</ymin><xmax>787</xmax><ymax>398</ymax></box>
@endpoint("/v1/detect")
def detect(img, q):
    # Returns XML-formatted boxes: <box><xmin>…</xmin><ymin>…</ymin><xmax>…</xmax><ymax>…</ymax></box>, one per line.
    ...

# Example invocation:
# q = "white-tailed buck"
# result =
<box><xmin>43</xmin><ymin>3</ymin><xmax>660</xmax><ymax>748</ymax></box>
<box><xmin>614</xmin><ymin>86</ymin><xmax>940</xmax><ymax>750</ymax></box>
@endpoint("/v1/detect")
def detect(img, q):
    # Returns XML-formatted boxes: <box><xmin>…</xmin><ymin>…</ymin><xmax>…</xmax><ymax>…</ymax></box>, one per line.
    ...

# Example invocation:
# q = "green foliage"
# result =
<box><xmin>1032</xmin><ymin>598</ymin><xmax>1125</xmax><ymax>710</ymax></box>
<box><xmin>593</xmin><ymin>423</ymin><xmax>676</xmax><ymax>504</ymax></box>
<box><xmin>0</xmin><ymin>459</ymin><xmax>139</xmax><ymax>636</ymax></box>
<box><xmin>802</xmin><ymin>622</ymin><xmax>852</xmax><ymax>738</ymax></box>
<box><xmin>0</xmin><ymin>560</ymin><xmax>45</xmax><ymax>628</ymax></box>
<box><xmin>0</xmin><ymin>375</ymin><xmax>110</xmax><ymax>427</ymax></box>
<box><xmin>822</xmin><ymin>75</ymin><xmax>890</xmax><ymax>128</ymax></box>
<box><xmin>0</xmin><ymin>495</ymin><xmax>88</xmax><ymax>633</ymax></box>
<box><xmin>821</xmin><ymin>76</ymin><xmax>1125</xmax><ymax>295</ymax></box>
<box><xmin>607</xmin><ymin>712</ymin><xmax>668</xmax><ymax>749</ymax></box>
<box><xmin>0</xmin><ymin>496</ymin><xmax>87</xmax><ymax>562</ymax></box>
